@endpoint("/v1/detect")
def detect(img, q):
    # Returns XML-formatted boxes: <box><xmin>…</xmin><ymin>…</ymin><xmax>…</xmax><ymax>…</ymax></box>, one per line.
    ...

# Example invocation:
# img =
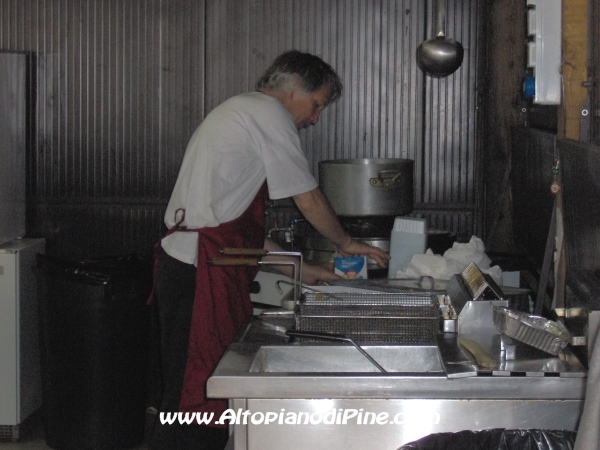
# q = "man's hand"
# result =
<box><xmin>292</xmin><ymin>188</ymin><xmax>390</xmax><ymax>268</ymax></box>
<box><xmin>338</xmin><ymin>238</ymin><xmax>390</xmax><ymax>268</ymax></box>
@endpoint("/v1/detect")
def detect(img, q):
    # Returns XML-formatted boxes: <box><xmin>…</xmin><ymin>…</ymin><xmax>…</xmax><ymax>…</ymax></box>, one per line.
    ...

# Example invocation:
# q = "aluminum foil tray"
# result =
<box><xmin>492</xmin><ymin>306</ymin><xmax>570</xmax><ymax>355</ymax></box>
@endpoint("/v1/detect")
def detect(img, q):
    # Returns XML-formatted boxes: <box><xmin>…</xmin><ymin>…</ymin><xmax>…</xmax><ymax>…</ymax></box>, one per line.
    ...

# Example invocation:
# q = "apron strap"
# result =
<box><xmin>147</xmin><ymin>208</ymin><xmax>202</xmax><ymax>305</ymax></box>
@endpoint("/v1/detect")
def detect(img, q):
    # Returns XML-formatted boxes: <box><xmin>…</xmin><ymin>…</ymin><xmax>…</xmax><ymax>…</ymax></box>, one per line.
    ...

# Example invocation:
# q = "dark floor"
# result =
<box><xmin>0</xmin><ymin>411</ymin><xmax>148</xmax><ymax>450</ymax></box>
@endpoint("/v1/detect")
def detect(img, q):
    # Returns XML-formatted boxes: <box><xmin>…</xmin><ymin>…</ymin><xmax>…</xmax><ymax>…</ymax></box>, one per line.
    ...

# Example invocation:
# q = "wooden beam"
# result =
<box><xmin>559</xmin><ymin>0</ymin><xmax>589</xmax><ymax>140</ymax></box>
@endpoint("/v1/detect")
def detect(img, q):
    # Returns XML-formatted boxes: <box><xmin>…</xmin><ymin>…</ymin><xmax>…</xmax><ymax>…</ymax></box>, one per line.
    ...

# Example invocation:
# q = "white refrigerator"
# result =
<box><xmin>0</xmin><ymin>52</ymin><xmax>44</xmax><ymax>441</ymax></box>
<box><xmin>0</xmin><ymin>238</ymin><xmax>45</xmax><ymax>440</ymax></box>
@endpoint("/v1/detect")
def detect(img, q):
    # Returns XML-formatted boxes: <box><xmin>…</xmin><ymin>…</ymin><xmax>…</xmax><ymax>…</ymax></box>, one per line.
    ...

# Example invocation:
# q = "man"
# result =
<box><xmin>150</xmin><ymin>50</ymin><xmax>389</xmax><ymax>450</ymax></box>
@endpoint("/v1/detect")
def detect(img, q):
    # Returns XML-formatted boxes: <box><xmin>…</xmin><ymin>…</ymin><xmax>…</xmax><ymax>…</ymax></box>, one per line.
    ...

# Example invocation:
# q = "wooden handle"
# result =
<box><xmin>458</xmin><ymin>337</ymin><xmax>497</xmax><ymax>369</ymax></box>
<box><xmin>208</xmin><ymin>257</ymin><xmax>260</xmax><ymax>266</ymax></box>
<box><xmin>220</xmin><ymin>248</ymin><xmax>268</xmax><ymax>256</ymax></box>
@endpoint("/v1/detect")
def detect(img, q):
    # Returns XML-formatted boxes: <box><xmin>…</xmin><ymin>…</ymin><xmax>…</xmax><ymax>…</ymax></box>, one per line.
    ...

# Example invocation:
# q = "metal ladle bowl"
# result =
<box><xmin>417</xmin><ymin>0</ymin><xmax>464</xmax><ymax>77</ymax></box>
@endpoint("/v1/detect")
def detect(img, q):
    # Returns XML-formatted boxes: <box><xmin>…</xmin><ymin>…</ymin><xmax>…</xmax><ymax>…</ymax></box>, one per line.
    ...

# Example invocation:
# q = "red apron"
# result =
<box><xmin>178</xmin><ymin>183</ymin><xmax>267</xmax><ymax>428</ymax></box>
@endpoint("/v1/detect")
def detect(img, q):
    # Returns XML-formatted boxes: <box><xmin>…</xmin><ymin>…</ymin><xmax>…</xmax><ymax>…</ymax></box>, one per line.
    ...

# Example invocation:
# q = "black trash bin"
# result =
<box><xmin>398</xmin><ymin>429</ymin><xmax>577</xmax><ymax>450</ymax></box>
<box><xmin>36</xmin><ymin>254</ymin><xmax>152</xmax><ymax>450</ymax></box>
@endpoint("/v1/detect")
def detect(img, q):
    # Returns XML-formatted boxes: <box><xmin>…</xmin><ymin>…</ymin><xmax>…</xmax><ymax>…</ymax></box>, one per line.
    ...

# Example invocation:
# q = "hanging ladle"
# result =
<box><xmin>417</xmin><ymin>0</ymin><xmax>464</xmax><ymax>77</ymax></box>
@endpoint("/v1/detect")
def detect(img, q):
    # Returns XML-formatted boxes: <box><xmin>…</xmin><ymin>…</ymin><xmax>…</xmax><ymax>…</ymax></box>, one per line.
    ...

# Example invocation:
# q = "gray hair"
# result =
<box><xmin>256</xmin><ymin>50</ymin><xmax>343</xmax><ymax>104</ymax></box>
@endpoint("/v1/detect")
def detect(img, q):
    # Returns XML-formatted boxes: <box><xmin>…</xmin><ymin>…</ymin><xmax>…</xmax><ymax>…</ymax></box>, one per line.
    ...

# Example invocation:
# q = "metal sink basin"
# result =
<box><xmin>248</xmin><ymin>345</ymin><xmax>444</xmax><ymax>373</ymax></box>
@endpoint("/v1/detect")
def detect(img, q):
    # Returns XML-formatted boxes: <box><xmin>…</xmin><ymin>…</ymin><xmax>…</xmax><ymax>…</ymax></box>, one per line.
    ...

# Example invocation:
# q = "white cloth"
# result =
<box><xmin>162</xmin><ymin>92</ymin><xmax>318</xmax><ymax>264</ymax></box>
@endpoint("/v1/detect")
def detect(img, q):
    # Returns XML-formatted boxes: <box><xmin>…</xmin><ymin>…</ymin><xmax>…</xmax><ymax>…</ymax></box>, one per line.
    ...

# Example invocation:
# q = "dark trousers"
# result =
<box><xmin>148</xmin><ymin>249</ymin><xmax>229</xmax><ymax>450</ymax></box>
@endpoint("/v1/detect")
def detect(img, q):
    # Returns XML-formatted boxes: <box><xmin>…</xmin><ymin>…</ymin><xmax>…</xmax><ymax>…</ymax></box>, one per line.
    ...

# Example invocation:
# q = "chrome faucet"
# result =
<box><xmin>267</xmin><ymin>218</ymin><xmax>305</xmax><ymax>250</ymax></box>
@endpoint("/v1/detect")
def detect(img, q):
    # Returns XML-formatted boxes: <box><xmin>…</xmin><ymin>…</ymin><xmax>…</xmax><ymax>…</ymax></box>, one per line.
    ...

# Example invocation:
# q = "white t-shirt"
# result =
<box><xmin>161</xmin><ymin>92</ymin><xmax>318</xmax><ymax>264</ymax></box>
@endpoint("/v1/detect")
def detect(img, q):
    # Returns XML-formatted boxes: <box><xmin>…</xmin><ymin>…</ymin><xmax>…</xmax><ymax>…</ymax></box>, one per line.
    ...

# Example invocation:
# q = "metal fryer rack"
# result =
<box><xmin>295</xmin><ymin>292</ymin><xmax>440</xmax><ymax>344</ymax></box>
<box><xmin>300</xmin><ymin>291</ymin><xmax>435</xmax><ymax>306</ymax></box>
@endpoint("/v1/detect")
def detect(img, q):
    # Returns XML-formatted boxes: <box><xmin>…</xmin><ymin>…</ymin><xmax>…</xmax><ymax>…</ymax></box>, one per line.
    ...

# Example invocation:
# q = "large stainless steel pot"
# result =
<box><xmin>319</xmin><ymin>159</ymin><xmax>414</xmax><ymax>217</ymax></box>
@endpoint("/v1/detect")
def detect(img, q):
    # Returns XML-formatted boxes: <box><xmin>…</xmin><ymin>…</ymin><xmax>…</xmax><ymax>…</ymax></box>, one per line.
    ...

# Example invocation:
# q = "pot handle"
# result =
<box><xmin>369</xmin><ymin>170</ymin><xmax>402</xmax><ymax>188</ymax></box>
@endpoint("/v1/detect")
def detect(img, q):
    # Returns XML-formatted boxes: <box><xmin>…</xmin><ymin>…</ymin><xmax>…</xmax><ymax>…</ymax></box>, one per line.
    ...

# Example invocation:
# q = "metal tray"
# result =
<box><xmin>492</xmin><ymin>306</ymin><xmax>570</xmax><ymax>355</ymax></box>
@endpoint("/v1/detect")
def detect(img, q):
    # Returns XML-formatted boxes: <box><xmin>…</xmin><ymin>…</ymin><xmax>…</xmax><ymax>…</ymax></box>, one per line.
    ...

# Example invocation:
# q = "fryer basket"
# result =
<box><xmin>295</xmin><ymin>292</ymin><xmax>440</xmax><ymax>344</ymax></box>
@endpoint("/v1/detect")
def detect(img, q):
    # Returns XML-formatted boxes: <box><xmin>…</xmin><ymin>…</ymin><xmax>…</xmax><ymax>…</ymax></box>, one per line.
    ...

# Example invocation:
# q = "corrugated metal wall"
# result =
<box><xmin>0</xmin><ymin>0</ymin><xmax>481</xmax><ymax>259</ymax></box>
<box><xmin>0</xmin><ymin>0</ymin><xmax>205</xmax><ymax>258</ymax></box>
<box><xmin>422</xmin><ymin>0</ymin><xmax>479</xmax><ymax>236</ymax></box>
<box><xmin>206</xmin><ymin>0</ymin><xmax>427</xmax><ymax>170</ymax></box>
<box><xmin>593</xmin><ymin>0</ymin><xmax>600</xmax><ymax>145</ymax></box>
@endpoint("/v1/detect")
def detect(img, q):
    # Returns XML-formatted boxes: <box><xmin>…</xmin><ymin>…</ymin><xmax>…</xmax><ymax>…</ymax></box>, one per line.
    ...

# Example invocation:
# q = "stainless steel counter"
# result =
<box><xmin>208</xmin><ymin>314</ymin><xmax>587</xmax><ymax>450</ymax></box>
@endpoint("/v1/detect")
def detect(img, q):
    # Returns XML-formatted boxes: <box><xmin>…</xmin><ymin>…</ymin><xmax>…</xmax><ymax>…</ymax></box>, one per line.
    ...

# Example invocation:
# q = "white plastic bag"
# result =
<box><xmin>395</xmin><ymin>236</ymin><xmax>502</xmax><ymax>284</ymax></box>
<box><xmin>443</xmin><ymin>236</ymin><xmax>492</xmax><ymax>267</ymax></box>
